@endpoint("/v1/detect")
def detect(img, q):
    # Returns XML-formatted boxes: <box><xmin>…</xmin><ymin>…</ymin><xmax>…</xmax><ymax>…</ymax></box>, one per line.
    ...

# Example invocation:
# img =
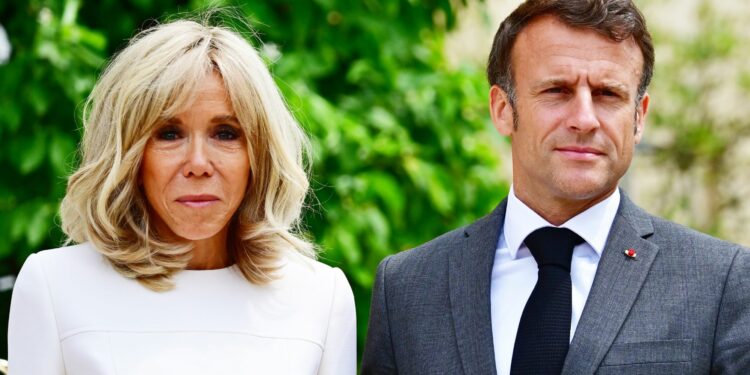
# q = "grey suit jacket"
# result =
<box><xmin>361</xmin><ymin>193</ymin><xmax>750</xmax><ymax>374</ymax></box>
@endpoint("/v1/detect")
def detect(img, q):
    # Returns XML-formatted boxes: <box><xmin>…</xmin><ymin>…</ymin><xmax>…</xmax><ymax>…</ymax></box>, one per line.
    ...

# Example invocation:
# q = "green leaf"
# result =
<box><xmin>0</xmin><ymin>229</ymin><xmax>10</xmax><ymax>258</ymax></box>
<box><xmin>403</xmin><ymin>157</ymin><xmax>454</xmax><ymax>215</ymax></box>
<box><xmin>368</xmin><ymin>106</ymin><xmax>398</xmax><ymax>131</ymax></box>
<box><xmin>36</xmin><ymin>39</ymin><xmax>66</xmax><ymax>69</ymax></box>
<box><xmin>27</xmin><ymin>83</ymin><xmax>51</xmax><ymax>116</ymax></box>
<box><xmin>27</xmin><ymin>203</ymin><xmax>54</xmax><ymax>248</ymax></box>
<box><xmin>10</xmin><ymin>203</ymin><xmax>33</xmax><ymax>242</ymax></box>
<box><xmin>49</xmin><ymin>131</ymin><xmax>76</xmax><ymax>176</ymax></box>
<box><xmin>363</xmin><ymin>172</ymin><xmax>404</xmax><ymax>218</ymax></box>
<box><xmin>425</xmin><ymin>167</ymin><xmax>454</xmax><ymax>215</ymax></box>
<box><xmin>75</xmin><ymin>26</ymin><xmax>107</xmax><ymax>51</ymax></box>
<box><xmin>61</xmin><ymin>0</ymin><xmax>82</xmax><ymax>26</ymax></box>
<box><xmin>350</xmin><ymin>265</ymin><xmax>374</xmax><ymax>289</ymax></box>
<box><xmin>17</xmin><ymin>132</ymin><xmax>47</xmax><ymax>174</ymax></box>
<box><xmin>0</xmin><ymin>99</ymin><xmax>21</xmax><ymax>133</ymax></box>
<box><xmin>334</xmin><ymin>225</ymin><xmax>362</xmax><ymax>265</ymax></box>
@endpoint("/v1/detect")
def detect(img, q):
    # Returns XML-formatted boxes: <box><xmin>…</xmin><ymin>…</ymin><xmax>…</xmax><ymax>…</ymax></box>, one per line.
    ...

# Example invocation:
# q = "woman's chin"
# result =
<box><xmin>168</xmin><ymin>225</ymin><xmax>227</xmax><ymax>243</ymax></box>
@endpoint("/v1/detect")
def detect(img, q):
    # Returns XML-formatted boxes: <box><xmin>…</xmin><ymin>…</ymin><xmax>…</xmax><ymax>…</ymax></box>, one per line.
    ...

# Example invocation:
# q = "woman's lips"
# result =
<box><xmin>176</xmin><ymin>195</ymin><xmax>220</xmax><ymax>208</ymax></box>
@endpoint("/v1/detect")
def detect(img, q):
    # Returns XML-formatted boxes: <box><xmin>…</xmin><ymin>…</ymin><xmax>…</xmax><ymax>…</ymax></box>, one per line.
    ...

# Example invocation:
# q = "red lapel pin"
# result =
<box><xmin>624</xmin><ymin>248</ymin><xmax>637</xmax><ymax>259</ymax></box>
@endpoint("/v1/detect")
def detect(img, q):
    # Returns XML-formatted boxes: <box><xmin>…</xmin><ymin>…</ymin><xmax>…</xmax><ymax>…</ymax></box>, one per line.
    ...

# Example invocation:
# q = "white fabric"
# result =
<box><xmin>8</xmin><ymin>243</ymin><xmax>356</xmax><ymax>375</ymax></box>
<box><xmin>0</xmin><ymin>23</ymin><xmax>11</xmax><ymax>65</ymax></box>
<box><xmin>491</xmin><ymin>187</ymin><xmax>620</xmax><ymax>375</ymax></box>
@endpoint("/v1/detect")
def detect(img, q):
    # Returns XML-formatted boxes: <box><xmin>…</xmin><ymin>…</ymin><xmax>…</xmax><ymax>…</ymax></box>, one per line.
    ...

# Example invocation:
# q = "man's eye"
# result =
<box><xmin>545</xmin><ymin>87</ymin><xmax>565</xmax><ymax>94</ymax></box>
<box><xmin>156</xmin><ymin>126</ymin><xmax>181</xmax><ymax>140</ymax></box>
<box><xmin>595</xmin><ymin>89</ymin><xmax>619</xmax><ymax>97</ymax></box>
<box><xmin>215</xmin><ymin>125</ymin><xmax>240</xmax><ymax>140</ymax></box>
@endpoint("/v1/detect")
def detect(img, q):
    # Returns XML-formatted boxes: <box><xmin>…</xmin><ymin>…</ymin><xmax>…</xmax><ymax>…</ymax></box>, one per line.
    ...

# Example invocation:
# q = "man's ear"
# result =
<box><xmin>634</xmin><ymin>92</ymin><xmax>650</xmax><ymax>144</ymax></box>
<box><xmin>490</xmin><ymin>85</ymin><xmax>514</xmax><ymax>136</ymax></box>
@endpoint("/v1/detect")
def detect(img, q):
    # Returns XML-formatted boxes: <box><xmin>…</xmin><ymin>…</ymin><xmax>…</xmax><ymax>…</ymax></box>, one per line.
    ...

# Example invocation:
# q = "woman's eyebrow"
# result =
<box><xmin>159</xmin><ymin>116</ymin><xmax>183</xmax><ymax>124</ymax></box>
<box><xmin>211</xmin><ymin>114</ymin><xmax>240</xmax><ymax>124</ymax></box>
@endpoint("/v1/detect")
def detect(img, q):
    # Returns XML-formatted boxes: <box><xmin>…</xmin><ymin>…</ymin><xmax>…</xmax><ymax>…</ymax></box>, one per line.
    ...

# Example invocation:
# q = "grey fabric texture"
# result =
<box><xmin>361</xmin><ymin>191</ymin><xmax>750</xmax><ymax>375</ymax></box>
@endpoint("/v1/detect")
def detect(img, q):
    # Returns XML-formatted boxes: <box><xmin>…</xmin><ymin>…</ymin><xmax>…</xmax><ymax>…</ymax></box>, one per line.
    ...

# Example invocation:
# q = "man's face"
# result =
<box><xmin>490</xmin><ymin>15</ymin><xmax>649</xmax><ymax>218</ymax></box>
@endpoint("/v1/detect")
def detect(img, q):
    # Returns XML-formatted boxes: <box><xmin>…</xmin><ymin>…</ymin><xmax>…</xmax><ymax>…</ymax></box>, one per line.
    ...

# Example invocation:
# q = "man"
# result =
<box><xmin>361</xmin><ymin>0</ymin><xmax>750</xmax><ymax>374</ymax></box>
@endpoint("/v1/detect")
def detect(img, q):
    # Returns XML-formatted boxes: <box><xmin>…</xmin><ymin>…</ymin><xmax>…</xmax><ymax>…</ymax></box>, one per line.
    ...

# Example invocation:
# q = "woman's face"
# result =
<box><xmin>141</xmin><ymin>71</ymin><xmax>249</xmax><ymax>243</ymax></box>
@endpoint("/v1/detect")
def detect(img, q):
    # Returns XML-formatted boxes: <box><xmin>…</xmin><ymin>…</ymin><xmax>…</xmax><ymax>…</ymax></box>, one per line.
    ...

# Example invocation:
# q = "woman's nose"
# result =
<box><xmin>181</xmin><ymin>138</ymin><xmax>214</xmax><ymax>177</ymax></box>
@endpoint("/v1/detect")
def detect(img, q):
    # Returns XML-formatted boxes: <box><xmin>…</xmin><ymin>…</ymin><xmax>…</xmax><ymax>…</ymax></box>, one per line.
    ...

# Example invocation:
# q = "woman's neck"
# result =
<box><xmin>186</xmin><ymin>229</ymin><xmax>232</xmax><ymax>270</ymax></box>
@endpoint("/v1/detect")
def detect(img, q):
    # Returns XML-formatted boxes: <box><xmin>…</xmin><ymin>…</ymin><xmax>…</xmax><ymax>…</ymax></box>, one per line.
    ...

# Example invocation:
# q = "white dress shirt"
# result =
<box><xmin>491</xmin><ymin>186</ymin><xmax>620</xmax><ymax>375</ymax></box>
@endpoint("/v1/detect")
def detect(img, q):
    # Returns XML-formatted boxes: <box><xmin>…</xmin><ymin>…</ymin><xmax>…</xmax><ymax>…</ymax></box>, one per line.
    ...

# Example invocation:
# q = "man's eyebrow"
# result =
<box><xmin>531</xmin><ymin>78</ymin><xmax>572</xmax><ymax>92</ymax></box>
<box><xmin>596</xmin><ymin>81</ymin><xmax>630</xmax><ymax>96</ymax></box>
<box><xmin>531</xmin><ymin>78</ymin><xmax>631</xmax><ymax>96</ymax></box>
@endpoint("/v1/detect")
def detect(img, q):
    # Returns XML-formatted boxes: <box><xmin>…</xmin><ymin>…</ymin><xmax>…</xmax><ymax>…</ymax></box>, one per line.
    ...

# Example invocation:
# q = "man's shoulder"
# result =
<box><xmin>622</xmin><ymin>201</ymin><xmax>747</xmax><ymax>268</ymax></box>
<box><xmin>648</xmin><ymin>213</ymin><xmax>745</xmax><ymax>252</ymax></box>
<box><xmin>380</xmin><ymin>203</ymin><xmax>504</xmax><ymax>275</ymax></box>
<box><xmin>620</xmin><ymin>194</ymin><xmax>745</xmax><ymax>253</ymax></box>
<box><xmin>373</xmin><ymin>221</ymin><xmax>480</xmax><ymax>299</ymax></box>
<box><xmin>383</xmin><ymin>224</ymin><xmax>470</xmax><ymax>272</ymax></box>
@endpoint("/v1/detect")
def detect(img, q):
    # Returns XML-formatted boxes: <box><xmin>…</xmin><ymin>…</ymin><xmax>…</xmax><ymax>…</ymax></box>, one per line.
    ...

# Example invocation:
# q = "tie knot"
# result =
<box><xmin>524</xmin><ymin>227</ymin><xmax>584</xmax><ymax>271</ymax></box>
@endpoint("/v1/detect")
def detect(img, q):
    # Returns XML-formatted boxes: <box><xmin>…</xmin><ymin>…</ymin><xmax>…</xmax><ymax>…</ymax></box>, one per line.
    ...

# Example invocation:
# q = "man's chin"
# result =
<box><xmin>551</xmin><ymin>178</ymin><xmax>617</xmax><ymax>203</ymax></box>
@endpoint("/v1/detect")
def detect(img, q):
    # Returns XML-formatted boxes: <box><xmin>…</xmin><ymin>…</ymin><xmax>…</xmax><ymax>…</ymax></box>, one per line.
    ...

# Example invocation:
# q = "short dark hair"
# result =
<box><xmin>487</xmin><ymin>0</ymin><xmax>654</xmax><ymax>105</ymax></box>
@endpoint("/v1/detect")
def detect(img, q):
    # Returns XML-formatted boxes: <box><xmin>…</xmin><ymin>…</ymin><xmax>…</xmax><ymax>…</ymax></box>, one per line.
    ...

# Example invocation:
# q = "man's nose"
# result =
<box><xmin>567</xmin><ymin>90</ymin><xmax>600</xmax><ymax>133</ymax></box>
<box><xmin>181</xmin><ymin>138</ymin><xmax>214</xmax><ymax>177</ymax></box>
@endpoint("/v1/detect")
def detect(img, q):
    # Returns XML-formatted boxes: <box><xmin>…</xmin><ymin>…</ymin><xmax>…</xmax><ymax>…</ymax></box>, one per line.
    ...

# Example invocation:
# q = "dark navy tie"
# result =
<box><xmin>510</xmin><ymin>227</ymin><xmax>584</xmax><ymax>375</ymax></box>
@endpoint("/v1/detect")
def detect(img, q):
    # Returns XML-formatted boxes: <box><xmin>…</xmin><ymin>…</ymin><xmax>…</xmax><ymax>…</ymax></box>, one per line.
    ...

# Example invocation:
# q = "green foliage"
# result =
<box><xmin>235</xmin><ymin>1</ymin><xmax>507</xmax><ymax>349</ymax></box>
<box><xmin>0</xmin><ymin>0</ymin><xmax>189</xmax><ymax>359</ymax></box>
<box><xmin>1</xmin><ymin>0</ymin><xmax>102</xmax><ymax>269</ymax></box>
<box><xmin>0</xmin><ymin>0</ymin><xmax>507</xmax><ymax>357</ymax></box>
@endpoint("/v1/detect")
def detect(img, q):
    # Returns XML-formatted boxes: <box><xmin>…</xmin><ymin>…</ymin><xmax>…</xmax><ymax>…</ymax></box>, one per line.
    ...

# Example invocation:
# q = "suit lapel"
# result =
<box><xmin>562</xmin><ymin>194</ymin><xmax>659</xmax><ymax>375</ymax></box>
<box><xmin>448</xmin><ymin>200</ymin><xmax>506</xmax><ymax>374</ymax></box>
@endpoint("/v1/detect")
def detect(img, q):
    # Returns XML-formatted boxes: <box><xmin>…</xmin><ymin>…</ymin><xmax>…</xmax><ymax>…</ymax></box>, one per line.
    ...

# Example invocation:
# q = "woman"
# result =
<box><xmin>8</xmin><ymin>17</ymin><xmax>355</xmax><ymax>374</ymax></box>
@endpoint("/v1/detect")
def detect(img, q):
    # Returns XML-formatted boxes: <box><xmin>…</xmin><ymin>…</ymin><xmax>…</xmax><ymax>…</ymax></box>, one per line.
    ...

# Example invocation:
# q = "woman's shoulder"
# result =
<box><xmin>26</xmin><ymin>242</ymin><xmax>108</xmax><ymax>273</ymax></box>
<box><xmin>269</xmin><ymin>251</ymin><xmax>353</xmax><ymax>309</ymax></box>
<box><xmin>265</xmin><ymin>251</ymin><xmax>355</xmax><ymax>338</ymax></box>
<box><xmin>12</xmin><ymin>243</ymin><xmax>123</xmax><ymax>326</ymax></box>
<box><xmin>276</xmin><ymin>250</ymin><xmax>349</xmax><ymax>288</ymax></box>
<box><xmin>31</xmin><ymin>241</ymin><xmax>101</xmax><ymax>260</ymax></box>
<box><xmin>18</xmin><ymin>242</ymin><xmax>117</xmax><ymax>293</ymax></box>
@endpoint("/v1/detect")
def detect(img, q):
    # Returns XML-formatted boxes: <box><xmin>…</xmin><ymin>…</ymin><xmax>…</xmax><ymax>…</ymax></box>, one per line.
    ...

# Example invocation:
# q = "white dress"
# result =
<box><xmin>8</xmin><ymin>243</ymin><xmax>356</xmax><ymax>374</ymax></box>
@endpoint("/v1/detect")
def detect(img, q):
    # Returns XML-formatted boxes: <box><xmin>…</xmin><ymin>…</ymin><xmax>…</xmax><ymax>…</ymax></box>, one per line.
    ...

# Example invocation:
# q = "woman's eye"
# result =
<box><xmin>156</xmin><ymin>126</ymin><xmax>181</xmax><ymax>141</ymax></box>
<box><xmin>215</xmin><ymin>125</ymin><xmax>240</xmax><ymax>141</ymax></box>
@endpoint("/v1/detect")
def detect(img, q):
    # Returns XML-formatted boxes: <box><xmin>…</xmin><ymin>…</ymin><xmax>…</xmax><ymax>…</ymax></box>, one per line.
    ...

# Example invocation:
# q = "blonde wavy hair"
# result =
<box><xmin>59</xmin><ymin>17</ymin><xmax>314</xmax><ymax>291</ymax></box>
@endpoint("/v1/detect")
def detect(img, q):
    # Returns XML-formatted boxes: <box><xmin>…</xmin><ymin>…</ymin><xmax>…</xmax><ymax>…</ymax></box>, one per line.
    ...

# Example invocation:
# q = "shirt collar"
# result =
<box><xmin>503</xmin><ymin>186</ymin><xmax>621</xmax><ymax>259</ymax></box>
